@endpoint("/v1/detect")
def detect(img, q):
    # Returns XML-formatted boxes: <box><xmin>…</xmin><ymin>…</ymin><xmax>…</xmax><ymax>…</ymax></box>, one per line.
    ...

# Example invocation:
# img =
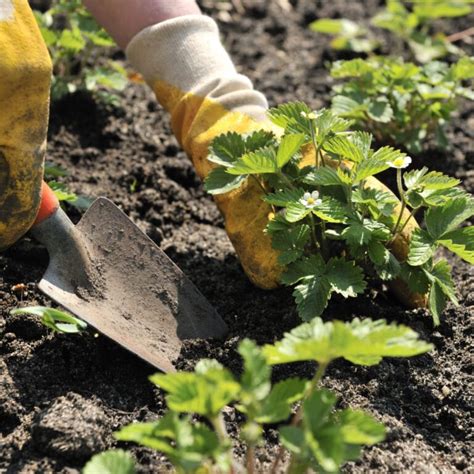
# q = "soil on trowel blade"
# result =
<box><xmin>1</xmin><ymin>1</ymin><xmax>473</xmax><ymax>472</ymax></box>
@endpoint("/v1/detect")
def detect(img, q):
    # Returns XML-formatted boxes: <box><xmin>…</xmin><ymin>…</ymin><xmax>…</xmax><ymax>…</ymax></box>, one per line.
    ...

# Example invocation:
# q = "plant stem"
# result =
<box><xmin>211</xmin><ymin>413</ymin><xmax>229</xmax><ymax>443</ymax></box>
<box><xmin>309</xmin><ymin>120</ymin><xmax>319</xmax><ymax>168</ymax></box>
<box><xmin>246</xmin><ymin>444</ymin><xmax>255</xmax><ymax>474</ymax></box>
<box><xmin>398</xmin><ymin>206</ymin><xmax>420</xmax><ymax>235</ymax></box>
<box><xmin>391</xmin><ymin>168</ymin><xmax>407</xmax><ymax>238</ymax></box>
<box><xmin>308</xmin><ymin>213</ymin><xmax>320</xmax><ymax>251</ymax></box>
<box><xmin>211</xmin><ymin>414</ymin><xmax>242</xmax><ymax>473</ymax></box>
<box><xmin>269</xmin><ymin>362</ymin><xmax>329</xmax><ymax>474</ymax></box>
<box><xmin>278</xmin><ymin>171</ymin><xmax>297</xmax><ymax>190</ymax></box>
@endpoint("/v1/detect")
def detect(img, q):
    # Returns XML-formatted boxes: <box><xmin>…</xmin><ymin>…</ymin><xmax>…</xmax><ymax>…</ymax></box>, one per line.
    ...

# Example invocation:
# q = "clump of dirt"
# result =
<box><xmin>1</xmin><ymin>0</ymin><xmax>472</xmax><ymax>472</ymax></box>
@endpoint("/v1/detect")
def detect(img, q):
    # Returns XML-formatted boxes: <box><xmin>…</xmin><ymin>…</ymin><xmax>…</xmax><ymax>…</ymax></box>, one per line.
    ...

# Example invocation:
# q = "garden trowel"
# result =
<box><xmin>30</xmin><ymin>182</ymin><xmax>228</xmax><ymax>372</ymax></box>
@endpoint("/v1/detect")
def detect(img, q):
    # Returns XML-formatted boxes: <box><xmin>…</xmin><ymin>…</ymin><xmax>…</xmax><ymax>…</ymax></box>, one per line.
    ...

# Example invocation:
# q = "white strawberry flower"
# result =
<box><xmin>300</xmin><ymin>190</ymin><xmax>322</xmax><ymax>209</ymax></box>
<box><xmin>387</xmin><ymin>155</ymin><xmax>412</xmax><ymax>169</ymax></box>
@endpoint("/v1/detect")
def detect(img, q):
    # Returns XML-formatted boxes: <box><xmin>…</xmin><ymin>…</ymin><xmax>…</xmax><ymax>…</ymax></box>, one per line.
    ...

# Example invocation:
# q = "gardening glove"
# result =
<box><xmin>126</xmin><ymin>15</ymin><xmax>424</xmax><ymax>308</ymax></box>
<box><xmin>0</xmin><ymin>0</ymin><xmax>52</xmax><ymax>251</ymax></box>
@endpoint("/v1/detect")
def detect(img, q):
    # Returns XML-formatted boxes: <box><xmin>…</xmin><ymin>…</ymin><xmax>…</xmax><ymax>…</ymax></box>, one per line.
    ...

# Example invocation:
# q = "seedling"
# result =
<box><xmin>33</xmin><ymin>0</ymin><xmax>127</xmax><ymax>102</ymax></box>
<box><xmin>204</xmin><ymin>103</ymin><xmax>473</xmax><ymax>325</ymax></box>
<box><xmin>11</xmin><ymin>306</ymin><xmax>87</xmax><ymax>334</ymax></box>
<box><xmin>44</xmin><ymin>163</ymin><xmax>94</xmax><ymax>211</ymax></box>
<box><xmin>312</xmin><ymin>0</ymin><xmax>472</xmax><ymax>62</ymax></box>
<box><xmin>88</xmin><ymin>317</ymin><xmax>431</xmax><ymax>472</ymax></box>
<box><xmin>330</xmin><ymin>56</ymin><xmax>474</xmax><ymax>153</ymax></box>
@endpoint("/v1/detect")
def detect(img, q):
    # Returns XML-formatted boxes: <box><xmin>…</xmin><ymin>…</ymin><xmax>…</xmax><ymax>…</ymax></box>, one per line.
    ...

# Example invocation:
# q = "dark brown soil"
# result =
<box><xmin>2</xmin><ymin>1</ymin><xmax>473</xmax><ymax>472</ymax></box>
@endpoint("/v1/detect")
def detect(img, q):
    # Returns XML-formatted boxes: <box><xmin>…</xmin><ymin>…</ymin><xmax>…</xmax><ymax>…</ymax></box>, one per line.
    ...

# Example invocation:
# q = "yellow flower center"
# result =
<box><xmin>393</xmin><ymin>157</ymin><xmax>405</xmax><ymax>167</ymax></box>
<box><xmin>307</xmin><ymin>197</ymin><xmax>315</xmax><ymax>205</ymax></box>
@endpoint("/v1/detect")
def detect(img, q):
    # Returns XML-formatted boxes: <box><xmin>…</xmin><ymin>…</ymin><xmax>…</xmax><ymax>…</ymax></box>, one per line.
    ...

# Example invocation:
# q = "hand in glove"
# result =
<box><xmin>0</xmin><ymin>0</ymin><xmax>52</xmax><ymax>251</ymax></box>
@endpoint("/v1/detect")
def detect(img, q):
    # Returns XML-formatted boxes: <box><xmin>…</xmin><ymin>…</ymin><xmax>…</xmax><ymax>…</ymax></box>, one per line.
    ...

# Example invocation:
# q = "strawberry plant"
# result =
<box><xmin>11</xmin><ymin>306</ymin><xmax>87</xmax><ymax>333</ymax></box>
<box><xmin>329</xmin><ymin>56</ymin><xmax>474</xmax><ymax>153</ymax></box>
<box><xmin>204</xmin><ymin>103</ymin><xmax>474</xmax><ymax>325</ymax></box>
<box><xmin>311</xmin><ymin>0</ymin><xmax>472</xmax><ymax>62</ymax></box>
<box><xmin>33</xmin><ymin>0</ymin><xmax>127</xmax><ymax>102</ymax></box>
<box><xmin>86</xmin><ymin>317</ymin><xmax>432</xmax><ymax>473</ymax></box>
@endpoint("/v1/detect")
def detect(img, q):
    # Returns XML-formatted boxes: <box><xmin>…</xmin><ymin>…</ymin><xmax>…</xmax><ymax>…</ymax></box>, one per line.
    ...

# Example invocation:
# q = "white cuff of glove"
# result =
<box><xmin>125</xmin><ymin>15</ymin><xmax>268</xmax><ymax>120</ymax></box>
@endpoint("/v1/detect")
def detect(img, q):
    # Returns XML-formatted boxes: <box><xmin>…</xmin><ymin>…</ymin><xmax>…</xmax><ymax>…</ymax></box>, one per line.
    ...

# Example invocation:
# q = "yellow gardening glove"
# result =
<box><xmin>126</xmin><ymin>15</ymin><xmax>424</xmax><ymax>308</ymax></box>
<box><xmin>0</xmin><ymin>0</ymin><xmax>52</xmax><ymax>251</ymax></box>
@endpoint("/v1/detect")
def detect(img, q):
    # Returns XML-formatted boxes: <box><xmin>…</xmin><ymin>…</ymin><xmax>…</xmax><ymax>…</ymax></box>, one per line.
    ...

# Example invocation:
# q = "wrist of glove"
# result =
<box><xmin>126</xmin><ymin>15</ymin><xmax>426</xmax><ymax>308</ymax></box>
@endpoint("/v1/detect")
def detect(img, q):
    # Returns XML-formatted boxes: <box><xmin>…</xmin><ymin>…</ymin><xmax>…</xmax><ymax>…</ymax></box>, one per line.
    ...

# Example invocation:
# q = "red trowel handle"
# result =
<box><xmin>34</xmin><ymin>181</ymin><xmax>60</xmax><ymax>226</ymax></box>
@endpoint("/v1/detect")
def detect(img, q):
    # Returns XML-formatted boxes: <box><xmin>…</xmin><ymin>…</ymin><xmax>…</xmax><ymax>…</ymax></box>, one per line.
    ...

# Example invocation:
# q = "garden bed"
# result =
<box><xmin>1</xmin><ymin>0</ymin><xmax>473</xmax><ymax>472</ymax></box>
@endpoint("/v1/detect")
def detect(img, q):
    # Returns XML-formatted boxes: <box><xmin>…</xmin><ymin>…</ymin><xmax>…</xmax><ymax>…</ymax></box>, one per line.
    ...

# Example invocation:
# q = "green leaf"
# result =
<box><xmin>279</xmin><ymin>426</ymin><xmax>305</xmax><ymax>455</ymax></box>
<box><xmin>150</xmin><ymin>360</ymin><xmax>240</xmax><ymax>417</ymax></box>
<box><xmin>330</xmin><ymin>58</ymin><xmax>374</xmax><ymax>78</ymax></box>
<box><xmin>303</xmin><ymin>167</ymin><xmax>350</xmax><ymax>187</ymax></box>
<box><xmin>367</xmin><ymin>99</ymin><xmax>394</xmax><ymax>123</ymax></box>
<box><xmin>83</xmin><ymin>450</ymin><xmax>136</xmax><ymax>474</ymax></box>
<box><xmin>264</xmin><ymin>188</ymin><xmax>305</xmax><ymax>207</ymax></box>
<box><xmin>281</xmin><ymin>255</ymin><xmax>327</xmax><ymax>285</ymax></box>
<box><xmin>324</xmin><ymin>135</ymin><xmax>364</xmax><ymax>163</ymax></box>
<box><xmin>341</xmin><ymin>221</ymin><xmax>373</xmax><ymax>247</ymax></box>
<box><xmin>331</xmin><ymin>95</ymin><xmax>364</xmax><ymax>116</ymax></box>
<box><xmin>238</xmin><ymin>339</ymin><xmax>271</xmax><ymax>401</ymax></box>
<box><xmin>428</xmin><ymin>282</ymin><xmax>445</xmax><ymax>326</ymax></box>
<box><xmin>268</xmin><ymin>102</ymin><xmax>312</xmax><ymax>136</ymax></box>
<box><xmin>116</xmin><ymin>413</ymin><xmax>226</xmax><ymax>472</ymax></box>
<box><xmin>424</xmin><ymin>259</ymin><xmax>458</xmax><ymax>305</ymax></box>
<box><xmin>256</xmin><ymin>378</ymin><xmax>308</xmax><ymax>423</ymax></box>
<box><xmin>263</xmin><ymin>317</ymin><xmax>433</xmax><ymax>366</ymax></box>
<box><xmin>285</xmin><ymin>202</ymin><xmax>311</xmax><ymax>223</ymax></box>
<box><xmin>407</xmin><ymin>229</ymin><xmax>435</xmax><ymax>266</ymax></box>
<box><xmin>204</xmin><ymin>168</ymin><xmax>246</xmax><ymax>195</ymax></box>
<box><xmin>338</xmin><ymin>410</ymin><xmax>385</xmax><ymax>445</ymax></box>
<box><xmin>413</xmin><ymin>2</ymin><xmax>471</xmax><ymax>19</ymax></box>
<box><xmin>293</xmin><ymin>277</ymin><xmax>332</xmax><ymax>321</ymax></box>
<box><xmin>208</xmin><ymin>132</ymin><xmax>246</xmax><ymax>167</ymax></box>
<box><xmin>326</xmin><ymin>257</ymin><xmax>367</xmax><ymax>298</ymax></box>
<box><xmin>404</xmin><ymin>167</ymin><xmax>460</xmax><ymax>191</ymax></box>
<box><xmin>439</xmin><ymin>226</ymin><xmax>474</xmax><ymax>264</ymax></box>
<box><xmin>244</xmin><ymin>130</ymin><xmax>276</xmax><ymax>151</ymax></box>
<box><xmin>354</xmin><ymin>146</ymin><xmax>405</xmax><ymax>182</ymax></box>
<box><xmin>400</xmin><ymin>263</ymin><xmax>431</xmax><ymax>294</ymax></box>
<box><xmin>272</xmin><ymin>224</ymin><xmax>311</xmax><ymax>265</ymax></box>
<box><xmin>276</xmin><ymin>133</ymin><xmax>305</xmax><ymax>168</ymax></box>
<box><xmin>312</xmin><ymin>196</ymin><xmax>349</xmax><ymax>223</ymax></box>
<box><xmin>59</xmin><ymin>27</ymin><xmax>86</xmax><ymax>51</ymax></box>
<box><xmin>227</xmin><ymin>147</ymin><xmax>277</xmax><ymax>175</ymax></box>
<box><xmin>425</xmin><ymin>197</ymin><xmax>474</xmax><ymax>239</ymax></box>
<box><xmin>310</xmin><ymin>18</ymin><xmax>361</xmax><ymax>36</ymax></box>
<box><xmin>452</xmin><ymin>56</ymin><xmax>474</xmax><ymax>80</ymax></box>
<box><xmin>11</xmin><ymin>306</ymin><xmax>87</xmax><ymax>333</ymax></box>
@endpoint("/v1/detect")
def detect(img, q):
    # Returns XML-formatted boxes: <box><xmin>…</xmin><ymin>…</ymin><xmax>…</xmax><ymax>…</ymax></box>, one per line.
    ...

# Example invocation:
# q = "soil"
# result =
<box><xmin>1</xmin><ymin>0</ymin><xmax>473</xmax><ymax>472</ymax></box>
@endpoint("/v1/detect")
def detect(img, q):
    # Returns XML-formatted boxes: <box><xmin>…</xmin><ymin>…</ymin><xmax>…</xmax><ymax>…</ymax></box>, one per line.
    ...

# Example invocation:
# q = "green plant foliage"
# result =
<box><xmin>83</xmin><ymin>450</ymin><xmax>136</xmax><ymax>474</ymax></box>
<box><xmin>263</xmin><ymin>317</ymin><xmax>433</xmax><ymax>366</ymax></box>
<box><xmin>205</xmin><ymin>103</ymin><xmax>473</xmax><ymax>325</ymax></box>
<box><xmin>312</xmin><ymin>0</ymin><xmax>472</xmax><ymax>62</ymax></box>
<box><xmin>11</xmin><ymin>306</ymin><xmax>87</xmax><ymax>333</ymax></box>
<box><xmin>44</xmin><ymin>165</ymin><xmax>93</xmax><ymax>212</ymax></box>
<box><xmin>330</xmin><ymin>56</ymin><xmax>474</xmax><ymax>153</ymax></box>
<box><xmin>33</xmin><ymin>0</ymin><xmax>127</xmax><ymax>101</ymax></box>
<box><xmin>310</xmin><ymin>18</ymin><xmax>379</xmax><ymax>53</ymax></box>
<box><xmin>100</xmin><ymin>323</ymin><xmax>431</xmax><ymax>473</ymax></box>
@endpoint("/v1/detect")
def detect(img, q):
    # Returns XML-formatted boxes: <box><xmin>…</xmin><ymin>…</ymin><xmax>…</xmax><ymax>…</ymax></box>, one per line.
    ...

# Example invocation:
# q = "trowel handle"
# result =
<box><xmin>34</xmin><ymin>181</ymin><xmax>60</xmax><ymax>226</ymax></box>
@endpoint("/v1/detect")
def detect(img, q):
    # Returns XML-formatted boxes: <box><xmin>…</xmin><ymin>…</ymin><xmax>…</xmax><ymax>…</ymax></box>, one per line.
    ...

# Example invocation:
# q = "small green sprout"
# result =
<box><xmin>11</xmin><ymin>306</ymin><xmax>87</xmax><ymax>334</ymax></box>
<box><xmin>205</xmin><ymin>102</ymin><xmax>474</xmax><ymax>325</ymax></box>
<box><xmin>329</xmin><ymin>56</ymin><xmax>474</xmax><ymax>153</ymax></box>
<box><xmin>312</xmin><ymin>0</ymin><xmax>472</xmax><ymax>62</ymax></box>
<box><xmin>83</xmin><ymin>450</ymin><xmax>135</xmax><ymax>474</ymax></box>
<box><xmin>105</xmin><ymin>317</ymin><xmax>432</xmax><ymax>473</ymax></box>
<box><xmin>33</xmin><ymin>0</ymin><xmax>127</xmax><ymax>102</ymax></box>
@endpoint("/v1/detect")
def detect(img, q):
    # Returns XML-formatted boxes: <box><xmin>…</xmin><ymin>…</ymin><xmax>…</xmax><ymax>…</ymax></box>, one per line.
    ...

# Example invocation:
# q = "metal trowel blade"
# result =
<box><xmin>34</xmin><ymin>197</ymin><xmax>228</xmax><ymax>373</ymax></box>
